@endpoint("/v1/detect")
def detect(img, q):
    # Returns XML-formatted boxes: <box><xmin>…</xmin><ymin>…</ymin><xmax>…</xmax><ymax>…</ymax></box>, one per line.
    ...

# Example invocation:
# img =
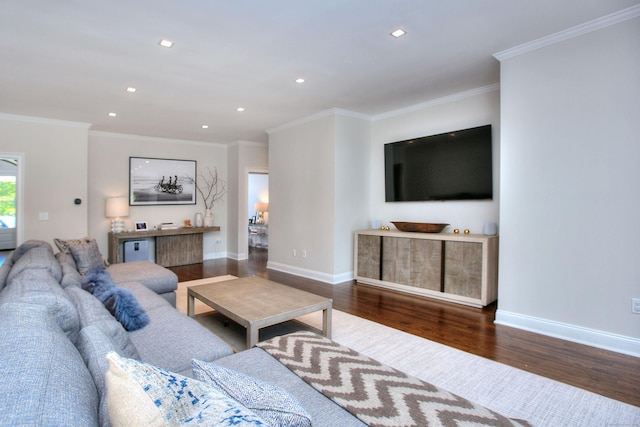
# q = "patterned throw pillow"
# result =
<box><xmin>54</xmin><ymin>237</ymin><xmax>109</xmax><ymax>269</ymax></box>
<box><xmin>65</xmin><ymin>239</ymin><xmax>106</xmax><ymax>275</ymax></box>
<box><xmin>105</xmin><ymin>352</ymin><xmax>267</xmax><ymax>426</ymax></box>
<box><xmin>192</xmin><ymin>359</ymin><xmax>312</xmax><ymax>427</ymax></box>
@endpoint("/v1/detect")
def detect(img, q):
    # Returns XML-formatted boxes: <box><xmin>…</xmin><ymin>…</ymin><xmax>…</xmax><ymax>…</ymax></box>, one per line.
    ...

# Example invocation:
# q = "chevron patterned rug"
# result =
<box><xmin>257</xmin><ymin>331</ymin><xmax>530</xmax><ymax>427</ymax></box>
<box><xmin>177</xmin><ymin>277</ymin><xmax>640</xmax><ymax>426</ymax></box>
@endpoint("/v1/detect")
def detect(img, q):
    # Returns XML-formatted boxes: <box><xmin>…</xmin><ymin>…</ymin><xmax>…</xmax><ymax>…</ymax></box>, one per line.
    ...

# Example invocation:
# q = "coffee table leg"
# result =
<box><xmin>323</xmin><ymin>306</ymin><xmax>332</xmax><ymax>339</ymax></box>
<box><xmin>187</xmin><ymin>291</ymin><xmax>195</xmax><ymax>317</ymax></box>
<box><xmin>247</xmin><ymin>324</ymin><xmax>259</xmax><ymax>349</ymax></box>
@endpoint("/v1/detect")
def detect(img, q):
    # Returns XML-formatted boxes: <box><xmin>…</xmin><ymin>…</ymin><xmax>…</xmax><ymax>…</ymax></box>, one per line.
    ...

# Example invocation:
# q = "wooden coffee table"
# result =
<box><xmin>187</xmin><ymin>276</ymin><xmax>332</xmax><ymax>348</ymax></box>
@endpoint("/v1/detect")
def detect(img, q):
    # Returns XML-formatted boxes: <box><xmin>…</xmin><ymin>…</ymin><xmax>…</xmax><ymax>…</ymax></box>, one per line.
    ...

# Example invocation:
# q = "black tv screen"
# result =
<box><xmin>384</xmin><ymin>124</ymin><xmax>493</xmax><ymax>202</ymax></box>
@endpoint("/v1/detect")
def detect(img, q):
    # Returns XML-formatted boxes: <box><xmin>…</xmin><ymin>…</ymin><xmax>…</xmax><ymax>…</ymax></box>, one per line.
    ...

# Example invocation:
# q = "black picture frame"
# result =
<box><xmin>129</xmin><ymin>157</ymin><xmax>197</xmax><ymax>205</ymax></box>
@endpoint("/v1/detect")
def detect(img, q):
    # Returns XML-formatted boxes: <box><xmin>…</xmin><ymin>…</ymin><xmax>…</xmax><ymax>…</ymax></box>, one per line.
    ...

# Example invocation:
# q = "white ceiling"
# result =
<box><xmin>1</xmin><ymin>1</ymin><xmax>637</xmax><ymax>144</ymax></box>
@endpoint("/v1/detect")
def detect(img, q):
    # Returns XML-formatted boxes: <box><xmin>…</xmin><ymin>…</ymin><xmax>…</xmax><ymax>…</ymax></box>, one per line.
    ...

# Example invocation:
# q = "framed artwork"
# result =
<box><xmin>129</xmin><ymin>157</ymin><xmax>197</xmax><ymax>205</ymax></box>
<box><xmin>134</xmin><ymin>221</ymin><xmax>148</xmax><ymax>231</ymax></box>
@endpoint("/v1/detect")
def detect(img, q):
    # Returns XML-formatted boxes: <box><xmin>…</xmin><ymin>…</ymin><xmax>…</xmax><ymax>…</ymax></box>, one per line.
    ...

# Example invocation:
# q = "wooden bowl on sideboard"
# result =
<box><xmin>391</xmin><ymin>222</ymin><xmax>449</xmax><ymax>233</ymax></box>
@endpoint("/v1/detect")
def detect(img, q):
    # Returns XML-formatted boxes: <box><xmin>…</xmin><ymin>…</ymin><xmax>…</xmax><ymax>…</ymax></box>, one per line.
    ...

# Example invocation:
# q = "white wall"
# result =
<box><xmin>496</xmin><ymin>17</ymin><xmax>640</xmax><ymax>355</ymax></box>
<box><xmin>267</xmin><ymin>110</ymin><xmax>370</xmax><ymax>282</ymax></box>
<box><xmin>229</xmin><ymin>141</ymin><xmax>268</xmax><ymax>260</ymax></box>
<box><xmin>370</xmin><ymin>88</ymin><xmax>501</xmax><ymax>234</ymax></box>
<box><xmin>88</xmin><ymin>131</ymin><xmax>228</xmax><ymax>259</ymax></box>
<box><xmin>0</xmin><ymin>114</ymin><xmax>89</xmax><ymax>245</ymax></box>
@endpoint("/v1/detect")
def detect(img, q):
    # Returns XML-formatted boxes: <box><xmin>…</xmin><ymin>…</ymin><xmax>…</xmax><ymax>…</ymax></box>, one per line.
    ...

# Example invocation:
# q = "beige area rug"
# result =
<box><xmin>177</xmin><ymin>277</ymin><xmax>639</xmax><ymax>426</ymax></box>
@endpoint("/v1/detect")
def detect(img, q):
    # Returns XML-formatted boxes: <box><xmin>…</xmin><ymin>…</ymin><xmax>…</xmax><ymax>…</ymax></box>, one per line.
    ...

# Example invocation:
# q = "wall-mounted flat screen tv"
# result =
<box><xmin>384</xmin><ymin>124</ymin><xmax>493</xmax><ymax>202</ymax></box>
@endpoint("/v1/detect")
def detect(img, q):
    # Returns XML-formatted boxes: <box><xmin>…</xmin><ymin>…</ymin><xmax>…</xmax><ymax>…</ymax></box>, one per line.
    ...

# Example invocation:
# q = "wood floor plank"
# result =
<box><xmin>168</xmin><ymin>249</ymin><xmax>640</xmax><ymax>407</ymax></box>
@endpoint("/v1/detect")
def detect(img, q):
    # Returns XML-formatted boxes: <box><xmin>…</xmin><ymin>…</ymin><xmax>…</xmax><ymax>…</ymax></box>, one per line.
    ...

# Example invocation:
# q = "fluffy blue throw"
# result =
<box><xmin>82</xmin><ymin>268</ymin><xmax>149</xmax><ymax>331</ymax></box>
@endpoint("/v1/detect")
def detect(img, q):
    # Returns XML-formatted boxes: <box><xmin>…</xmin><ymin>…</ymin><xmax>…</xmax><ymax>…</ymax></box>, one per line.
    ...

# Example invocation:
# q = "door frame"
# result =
<box><xmin>0</xmin><ymin>152</ymin><xmax>24</xmax><ymax>248</ymax></box>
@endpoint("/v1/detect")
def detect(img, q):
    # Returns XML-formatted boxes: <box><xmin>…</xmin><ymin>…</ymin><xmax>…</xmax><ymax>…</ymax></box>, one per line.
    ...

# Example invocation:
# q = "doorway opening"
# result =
<box><xmin>248</xmin><ymin>172</ymin><xmax>268</xmax><ymax>261</ymax></box>
<box><xmin>0</xmin><ymin>157</ymin><xmax>18</xmax><ymax>253</ymax></box>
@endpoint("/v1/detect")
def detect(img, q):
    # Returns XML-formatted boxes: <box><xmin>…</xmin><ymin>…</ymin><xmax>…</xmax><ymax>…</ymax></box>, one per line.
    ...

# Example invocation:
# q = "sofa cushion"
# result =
<box><xmin>77</xmin><ymin>326</ymin><xmax>132</xmax><ymax>427</ymax></box>
<box><xmin>56</xmin><ymin>251</ymin><xmax>82</xmax><ymax>288</ymax></box>
<box><xmin>7</xmin><ymin>244</ymin><xmax>62</xmax><ymax>284</ymax></box>
<box><xmin>10</xmin><ymin>239</ymin><xmax>54</xmax><ymax>263</ymax></box>
<box><xmin>65</xmin><ymin>285</ymin><xmax>140</xmax><ymax>359</ymax></box>
<box><xmin>192</xmin><ymin>359</ymin><xmax>312</xmax><ymax>427</ymax></box>
<box><xmin>0</xmin><ymin>302</ymin><xmax>99</xmax><ymax>427</ymax></box>
<box><xmin>127</xmin><ymin>302</ymin><xmax>234</xmax><ymax>376</ymax></box>
<box><xmin>105</xmin><ymin>352</ymin><xmax>267</xmax><ymax>426</ymax></box>
<box><xmin>0</xmin><ymin>267</ymin><xmax>79</xmax><ymax>342</ymax></box>
<box><xmin>82</xmin><ymin>268</ymin><xmax>150</xmax><ymax>331</ymax></box>
<box><xmin>107</xmin><ymin>260</ymin><xmax>177</xmax><ymax>294</ymax></box>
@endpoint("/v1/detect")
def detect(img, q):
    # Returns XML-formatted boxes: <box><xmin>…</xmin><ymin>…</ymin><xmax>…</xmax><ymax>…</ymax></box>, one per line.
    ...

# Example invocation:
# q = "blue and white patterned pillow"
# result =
<box><xmin>192</xmin><ymin>359</ymin><xmax>312</xmax><ymax>427</ymax></box>
<box><xmin>105</xmin><ymin>352</ymin><xmax>266</xmax><ymax>426</ymax></box>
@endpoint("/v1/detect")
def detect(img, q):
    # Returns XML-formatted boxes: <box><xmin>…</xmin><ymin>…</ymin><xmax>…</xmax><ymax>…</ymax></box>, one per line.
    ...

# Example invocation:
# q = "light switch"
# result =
<box><xmin>39</xmin><ymin>212</ymin><xmax>49</xmax><ymax>221</ymax></box>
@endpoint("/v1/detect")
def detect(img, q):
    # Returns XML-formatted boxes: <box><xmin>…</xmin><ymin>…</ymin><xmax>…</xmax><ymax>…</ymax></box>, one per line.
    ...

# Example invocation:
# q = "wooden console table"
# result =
<box><xmin>108</xmin><ymin>226</ymin><xmax>220</xmax><ymax>267</ymax></box>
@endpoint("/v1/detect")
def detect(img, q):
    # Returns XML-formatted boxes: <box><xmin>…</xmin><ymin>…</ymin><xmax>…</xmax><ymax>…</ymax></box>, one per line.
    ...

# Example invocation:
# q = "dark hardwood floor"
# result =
<box><xmin>168</xmin><ymin>248</ymin><xmax>640</xmax><ymax>407</ymax></box>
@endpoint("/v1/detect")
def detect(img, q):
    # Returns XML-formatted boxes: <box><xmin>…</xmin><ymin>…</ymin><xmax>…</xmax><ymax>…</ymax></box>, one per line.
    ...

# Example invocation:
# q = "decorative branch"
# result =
<box><xmin>195</xmin><ymin>167</ymin><xmax>227</xmax><ymax>210</ymax></box>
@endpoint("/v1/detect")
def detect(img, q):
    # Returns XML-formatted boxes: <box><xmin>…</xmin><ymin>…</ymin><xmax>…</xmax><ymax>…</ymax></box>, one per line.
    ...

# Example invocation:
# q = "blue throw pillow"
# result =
<box><xmin>82</xmin><ymin>268</ymin><xmax>149</xmax><ymax>331</ymax></box>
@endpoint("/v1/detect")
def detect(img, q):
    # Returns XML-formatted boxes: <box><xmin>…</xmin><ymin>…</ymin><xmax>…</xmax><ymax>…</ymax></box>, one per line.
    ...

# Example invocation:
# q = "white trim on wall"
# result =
<box><xmin>495</xmin><ymin>310</ymin><xmax>640</xmax><ymax>358</ymax></box>
<box><xmin>267</xmin><ymin>261</ymin><xmax>353</xmax><ymax>285</ymax></box>
<box><xmin>494</xmin><ymin>4</ymin><xmax>640</xmax><ymax>61</ymax></box>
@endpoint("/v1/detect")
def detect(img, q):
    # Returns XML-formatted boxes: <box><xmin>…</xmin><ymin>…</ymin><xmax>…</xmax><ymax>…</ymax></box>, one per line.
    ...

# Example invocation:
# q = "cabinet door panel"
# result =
<box><xmin>382</xmin><ymin>237</ymin><xmax>411</xmax><ymax>285</ymax></box>
<box><xmin>357</xmin><ymin>235</ymin><xmax>381</xmax><ymax>280</ymax></box>
<box><xmin>444</xmin><ymin>241</ymin><xmax>482</xmax><ymax>298</ymax></box>
<box><xmin>410</xmin><ymin>239</ymin><xmax>443</xmax><ymax>291</ymax></box>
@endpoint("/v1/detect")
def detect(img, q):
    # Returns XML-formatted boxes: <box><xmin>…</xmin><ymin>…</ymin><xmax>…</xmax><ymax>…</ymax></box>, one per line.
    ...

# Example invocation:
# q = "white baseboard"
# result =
<box><xmin>495</xmin><ymin>309</ymin><xmax>640</xmax><ymax>358</ymax></box>
<box><xmin>267</xmin><ymin>261</ymin><xmax>353</xmax><ymax>285</ymax></box>
<box><xmin>203</xmin><ymin>251</ymin><xmax>228</xmax><ymax>260</ymax></box>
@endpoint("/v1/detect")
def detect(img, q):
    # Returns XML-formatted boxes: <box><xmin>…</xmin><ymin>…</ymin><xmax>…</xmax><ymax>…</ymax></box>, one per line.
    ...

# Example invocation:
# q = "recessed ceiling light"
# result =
<box><xmin>295</xmin><ymin>78</ymin><xmax>305</xmax><ymax>84</ymax></box>
<box><xmin>108</xmin><ymin>112</ymin><xmax>117</xmax><ymax>117</ymax></box>
<box><xmin>201</xmin><ymin>125</ymin><xmax>209</xmax><ymax>129</ymax></box>
<box><xmin>126</xmin><ymin>87</ymin><xmax>136</xmax><ymax>93</ymax></box>
<box><xmin>159</xmin><ymin>39</ymin><xmax>174</xmax><ymax>48</ymax></box>
<box><xmin>391</xmin><ymin>28</ymin><xmax>406</xmax><ymax>38</ymax></box>
<box><xmin>237</xmin><ymin>107</ymin><xmax>245</xmax><ymax>112</ymax></box>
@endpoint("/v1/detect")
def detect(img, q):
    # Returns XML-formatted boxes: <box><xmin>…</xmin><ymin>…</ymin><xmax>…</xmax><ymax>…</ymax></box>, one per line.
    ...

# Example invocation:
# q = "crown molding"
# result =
<box><xmin>494</xmin><ymin>5</ymin><xmax>640</xmax><ymax>61</ymax></box>
<box><xmin>267</xmin><ymin>108</ymin><xmax>370</xmax><ymax>135</ymax></box>
<box><xmin>0</xmin><ymin>112</ymin><xmax>91</xmax><ymax>128</ymax></box>
<box><xmin>371</xmin><ymin>83</ymin><xmax>500</xmax><ymax>121</ymax></box>
<box><xmin>89</xmin><ymin>130</ymin><xmax>229</xmax><ymax>148</ymax></box>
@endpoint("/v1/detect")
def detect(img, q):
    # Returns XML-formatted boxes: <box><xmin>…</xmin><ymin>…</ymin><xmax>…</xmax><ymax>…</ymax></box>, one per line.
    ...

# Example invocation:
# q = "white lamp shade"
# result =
<box><xmin>105</xmin><ymin>197</ymin><xmax>129</xmax><ymax>218</ymax></box>
<box><xmin>254</xmin><ymin>202</ymin><xmax>268</xmax><ymax>212</ymax></box>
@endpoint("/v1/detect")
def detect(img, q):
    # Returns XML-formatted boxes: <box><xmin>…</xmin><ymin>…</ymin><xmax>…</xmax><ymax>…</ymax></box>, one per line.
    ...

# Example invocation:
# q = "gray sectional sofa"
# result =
<box><xmin>0</xmin><ymin>239</ymin><xmax>234</xmax><ymax>426</ymax></box>
<box><xmin>0</xmin><ymin>239</ymin><xmax>526</xmax><ymax>427</ymax></box>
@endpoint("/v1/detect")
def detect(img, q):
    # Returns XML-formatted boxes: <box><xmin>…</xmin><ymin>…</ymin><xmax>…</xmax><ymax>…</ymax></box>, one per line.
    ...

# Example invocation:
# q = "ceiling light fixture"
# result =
<box><xmin>126</xmin><ymin>87</ymin><xmax>136</xmax><ymax>93</ymax></box>
<box><xmin>295</xmin><ymin>78</ymin><xmax>305</xmax><ymax>84</ymax></box>
<box><xmin>159</xmin><ymin>39</ymin><xmax>174</xmax><ymax>48</ymax></box>
<box><xmin>391</xmin><ymin>28</ymin><xmax>406</xmax><ymax>38</ymax></box>
<box><xmin>237</xmin><ymin>107</ymin><xmax>245</xmax><ymax>112</ymax></box>
<box><xmin>108</xmin><ymin>112</ymin><xmax>117</xmax><ymax>117</ymax></box>
<box><xmin>201</xmin><ymin>125</ymin><xmax>209</xmax><ymax>129</ymax></box>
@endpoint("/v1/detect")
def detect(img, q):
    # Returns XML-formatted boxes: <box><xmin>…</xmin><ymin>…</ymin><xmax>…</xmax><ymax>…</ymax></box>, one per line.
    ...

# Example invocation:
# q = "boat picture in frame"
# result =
<box><xmin>129</xmin><ymin>157</ymin><xmax>197</xmax><ymax>205</ymax></box>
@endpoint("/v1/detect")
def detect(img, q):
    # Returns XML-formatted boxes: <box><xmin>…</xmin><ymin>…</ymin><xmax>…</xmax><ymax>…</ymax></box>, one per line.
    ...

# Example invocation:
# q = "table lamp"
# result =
<box><xmin>106</xmin><ymin>197</ymin><xmax>129</xmax><ymax>233</ymax></box>
<box><xmin>255</xmin><ymin>202</ymin><xmax>268</xmax><ymax>224</ymax></box>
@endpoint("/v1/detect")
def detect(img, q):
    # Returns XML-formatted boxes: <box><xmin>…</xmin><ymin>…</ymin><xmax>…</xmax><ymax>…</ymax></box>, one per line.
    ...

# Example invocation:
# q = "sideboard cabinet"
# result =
<box><xmin>354</xmin><ymin>230</ymin><xmax>498</xmax><ymax>307</ymax></box>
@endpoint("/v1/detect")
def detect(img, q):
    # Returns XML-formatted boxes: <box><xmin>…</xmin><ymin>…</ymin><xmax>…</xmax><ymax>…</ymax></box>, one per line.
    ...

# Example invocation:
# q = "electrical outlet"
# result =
<box><xmin>632</xmin><ymin>298</ymin><xmax>640</xmax><ymax>314</ymax></box>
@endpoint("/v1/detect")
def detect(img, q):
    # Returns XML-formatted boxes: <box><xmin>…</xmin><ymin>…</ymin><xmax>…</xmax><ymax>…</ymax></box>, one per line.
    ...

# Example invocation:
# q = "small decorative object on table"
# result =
<box><xmin>391</xmin><ymin>222</ymin><xmax>449</xmax><ymax>233</ymax></box>
<box><xmin>196</xmin><ymin>167</ymin><xmax>227</xmax><ymax>228</ymax></box>
<box><xmin>183</xmin><ymin>219</ymin><xmax>192</xmax><ymax>228</ymax></box>
<box><xmin>194</xmin><ymin>213</ymin><xmax>203</xmax><ymax>228</ymax></box>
